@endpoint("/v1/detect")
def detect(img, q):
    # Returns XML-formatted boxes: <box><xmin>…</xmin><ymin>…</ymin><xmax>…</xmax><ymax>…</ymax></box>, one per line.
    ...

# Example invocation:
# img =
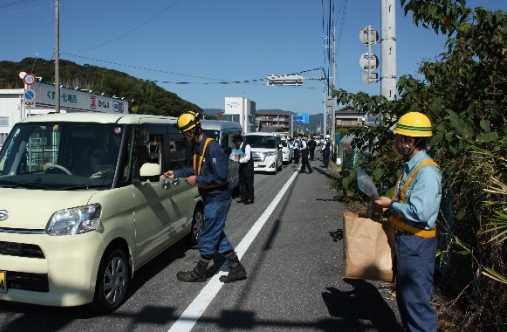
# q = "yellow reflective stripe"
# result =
<box><xmin>399</xmin><ymin>159</ymin><xmax>438</xmax><ymax>202</ymax></box>
<box><xmin>389</xmin><ymin>159</ymin><xmax>439</xmax><ymax>238</ymax></box>
<box><xmin>389</xmin><ymin>215</ymin><xmax>437</xmax><ymax>238</ymax></box>
<box><xmin>193</xmin><ymin>138</ymin><xmax>214</xmax><ymax>176</ymax></box>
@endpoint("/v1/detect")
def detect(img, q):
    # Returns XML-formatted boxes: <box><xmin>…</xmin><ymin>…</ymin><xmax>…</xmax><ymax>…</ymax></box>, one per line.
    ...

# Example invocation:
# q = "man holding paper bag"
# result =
<box><xmin>375</xmin><ymin>112</ymin><xmax>442</xmax><ymax>332</ymax></box>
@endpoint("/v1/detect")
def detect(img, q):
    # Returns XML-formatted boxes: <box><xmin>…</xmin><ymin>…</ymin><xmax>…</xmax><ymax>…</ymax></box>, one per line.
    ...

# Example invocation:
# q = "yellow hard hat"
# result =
<box><xmin>393</xmin><ymin>112</ymin><xmax>432</xmax><ymax>137</ymax></box>
<box><xmin>177</xmin><ymin>111</ymin><xmax>200</xmax><ymax>132</ymax></box>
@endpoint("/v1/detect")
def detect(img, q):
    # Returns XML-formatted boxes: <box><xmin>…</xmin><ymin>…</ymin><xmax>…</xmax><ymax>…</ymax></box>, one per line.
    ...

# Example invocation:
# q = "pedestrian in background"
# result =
<box><xmin>164</xmin><ymin>111</ymin><xmax>247</xmax><ymax>283</ymax></box>
<box><xmin>231</xmin><ymin>134</ymin><xmax>254</xmax><ymax>204</ymax></box>
<box><xmin>293</xmin><ymin>138</ymin><xmax>301</xmax><ymax>164</ymax></box>
<box><xmin>308</xmin><ymin>137</ymin><xmax>316</xmax><ymax>161</ymax></box>
<box><xmin>322</xmin><ymin>135</ymin><xmax>330</xmax><ymax>167</ymax></box>
<box><xmin>375</xmin><ymin>112</ymin><xmax>441</xmax><ymax>332</ymax></box>
<box><xmin>300</xmin><ymin>137</ymin><xmax>312</xmax><ymax>174</ymax></box>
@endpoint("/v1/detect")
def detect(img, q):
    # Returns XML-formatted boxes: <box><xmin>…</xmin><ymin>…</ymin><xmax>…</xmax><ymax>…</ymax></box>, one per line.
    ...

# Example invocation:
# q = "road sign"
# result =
<box><xmin>295</xmin><ymin>112</ymin><xmax>310</xmax><ymax>124</ymax></box>
<box><xmin>24</xmin><ymin>88</ymin><xmax>35</xmax><ymax>107</ymax></box>
<box><xmin>266</xmin><ymin>74</ymin><xmax>304</xmax><ymax>86</ymax></box>
<box><xmin>359</xmin><ymin>53</ymin><xmax>378</xmax><ymax>71</ymax></box>
<box><xmin>23</xmin><ymin>74</ymin><xmax>35</xmax><ymax>86</ymax></box>
<box><xmin>361</xmin><ymin>71</ymin><xmax>379</xmax><ymax>84</ymax></box>
<box><xmin>359</xmin><ymin>26</ymin><xmax>379</xmax><ymax>45</ymax></box>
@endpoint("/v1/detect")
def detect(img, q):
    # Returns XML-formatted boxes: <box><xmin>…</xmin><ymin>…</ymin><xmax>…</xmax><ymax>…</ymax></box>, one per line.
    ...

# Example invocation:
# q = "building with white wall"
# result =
<box><xmin>224</xmin><ymin>97</ymin><xmax>256</xmax><ymax>135</ymax></box>
<box><xmin>0</xmin><ymin>83</ymin><xmax>128</xmax><ymax>148</ymax></box>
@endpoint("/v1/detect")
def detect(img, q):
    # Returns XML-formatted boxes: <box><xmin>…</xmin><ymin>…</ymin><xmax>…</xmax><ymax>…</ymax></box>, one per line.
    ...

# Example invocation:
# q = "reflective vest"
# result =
<box><xmin>389</xmin><ymin>159</ymin><xmax>439</xmax><ymax>238</ymax></box>
<box><xmin>193</xmin><ymin>137</ymin><xmax>214</xmax><ymax>176</ymax></box>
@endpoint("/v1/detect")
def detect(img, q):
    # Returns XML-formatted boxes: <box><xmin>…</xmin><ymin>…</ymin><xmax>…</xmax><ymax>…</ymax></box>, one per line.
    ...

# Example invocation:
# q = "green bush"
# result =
<box><xmin>335</xmin><ymin>1</ymin><xmax>507</xmax><ymax>330</ymax></box>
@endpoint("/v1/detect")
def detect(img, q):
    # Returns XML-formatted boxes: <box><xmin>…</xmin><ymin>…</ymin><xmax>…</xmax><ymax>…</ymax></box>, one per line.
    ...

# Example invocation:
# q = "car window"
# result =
<box><xmin>132</xmin><ymin>125</ymin><xmax>165</xmax><ymax>180</ymax></box>
<box><xmin>166</xmin><ymin>132</ymin><xmax>190</xmax><ymax>170</ymax></box>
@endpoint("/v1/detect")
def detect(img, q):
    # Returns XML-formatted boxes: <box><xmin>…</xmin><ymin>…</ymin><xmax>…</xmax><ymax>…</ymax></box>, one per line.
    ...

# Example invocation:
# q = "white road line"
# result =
<box><xmin>167</xmin><ymin>169</ymin><xmax>299</xmax><ymax>332</ymax></box>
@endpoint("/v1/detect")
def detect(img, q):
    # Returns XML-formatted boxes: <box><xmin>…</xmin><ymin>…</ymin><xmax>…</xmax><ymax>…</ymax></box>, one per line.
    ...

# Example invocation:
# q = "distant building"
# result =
<box><xmin>255</xmin><ymin>109</ymin><xmax>293</xmax><ymax>136</ymax></box>
<box><xmin>224</xmin><ymin>97</ymin><xmax>256</xmax><ymax>135</ymax></box>
<box><xmin>335</xmin><ymin>106</ymin><xmax>366</xmax><ymax>128</ymax></box>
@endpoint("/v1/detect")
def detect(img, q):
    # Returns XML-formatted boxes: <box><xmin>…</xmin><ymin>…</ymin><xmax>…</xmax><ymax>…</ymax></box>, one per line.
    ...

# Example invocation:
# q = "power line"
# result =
<box><xmin>81</xmin><ymin>0</ymin><xmax>182</xmax><ymax>52</ymax></box>
<box><xmin>335</xmin><ymin>0</ymin><xmax>349</xmax><ymax>86</ymax></box>
<box><xmin>61</xmin><ymin>51</ymin><xmax>323</xmax><ymax>86</ymax></box>
<box><xmin>62</xmin><ymin>51</ymin><xmax>230</xmax><ymax>81</ymax></box>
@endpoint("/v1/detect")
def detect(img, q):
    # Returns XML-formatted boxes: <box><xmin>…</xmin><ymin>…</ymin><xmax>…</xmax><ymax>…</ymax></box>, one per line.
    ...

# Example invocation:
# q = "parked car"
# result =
<box><xmin>245</xmin><ymin>132</ymin><xmax>283</xmax><ymax>174</ymax></box>
<box><xmin>201</xmin><ymin>120</ymin><xmax>242</xmax><ymax>191</ymax></box>
<box><xmin>0</xmin><ymin>113</ymin><xmax>202</xmax><ymax>311</ymax></box>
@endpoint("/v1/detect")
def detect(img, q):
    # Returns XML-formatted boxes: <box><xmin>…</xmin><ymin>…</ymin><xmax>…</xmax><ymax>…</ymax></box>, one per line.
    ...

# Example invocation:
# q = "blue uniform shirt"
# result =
<box><xmin>174</xmin><ymin>136</ymin><xmax>230</xmax><ymax>201</ymax></box>
<box><xmin>391</xmin><ymin>150</ymin><xmax>442</xmax><ymax>230</ymax></box>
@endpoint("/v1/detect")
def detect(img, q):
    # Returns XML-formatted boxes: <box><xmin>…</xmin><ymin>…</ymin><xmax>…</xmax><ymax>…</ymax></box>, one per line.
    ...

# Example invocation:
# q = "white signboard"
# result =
<box><xmin>266</xmin><ymin>74</ymin><xmax>304</xmax><ymax>86</ymax></box>
<box><xmin>31</xmin><ymin>83</ymin><xmax>128</xmax><ymax>113</ymax></box>
<box><xmin>361</xmin><ymin>71</ymin><xmax>379</xmax><ymax>84</ymax></box>
<box><xmin>359</xmin><ymin>26</ymin><xmax>379</xmax><ymax>45</ymax></box>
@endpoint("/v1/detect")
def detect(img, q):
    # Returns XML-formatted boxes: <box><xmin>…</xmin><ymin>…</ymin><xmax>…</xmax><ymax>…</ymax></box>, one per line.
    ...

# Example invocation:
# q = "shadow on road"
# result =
<box><xmin>313</xmin><ymin>165</ymin><xmax>340</xmax><ymax>181</ymax></box>
<box><xmin>322</xmin><ymin>279</ymin><xmax>403</xmax><ymax>332</ymax></box>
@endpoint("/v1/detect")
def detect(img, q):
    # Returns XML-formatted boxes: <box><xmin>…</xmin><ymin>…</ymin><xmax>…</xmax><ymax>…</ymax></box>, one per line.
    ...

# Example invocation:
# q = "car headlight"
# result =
<box><xmin>46</xmin><ymin>204</ymin><xmax>102</xmax><ymax>236</ymax></box>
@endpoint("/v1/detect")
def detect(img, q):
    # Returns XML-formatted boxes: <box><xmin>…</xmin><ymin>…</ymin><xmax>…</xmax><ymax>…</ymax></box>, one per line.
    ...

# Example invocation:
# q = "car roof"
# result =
<box><xmin>23</xmin><ymin>113</ymin><xmax>177</xmax><ymax>125</ymax></box>
<box><xmin>201</xmin><ymin>120</ymin><xmax>242</xmax><ymax>131</ymax></box>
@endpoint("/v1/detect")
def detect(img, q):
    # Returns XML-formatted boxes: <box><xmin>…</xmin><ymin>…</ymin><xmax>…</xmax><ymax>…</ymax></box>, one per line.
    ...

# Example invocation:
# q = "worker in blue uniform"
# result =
<box><xmin>164</xmin><ymin>111</ymin><xmax>247</xmax><ymax>283</ymax></box>
<box><xmin>375</xmin><ymin>112</ymin><xmax>442</xmax><ymax>332</ymax></box>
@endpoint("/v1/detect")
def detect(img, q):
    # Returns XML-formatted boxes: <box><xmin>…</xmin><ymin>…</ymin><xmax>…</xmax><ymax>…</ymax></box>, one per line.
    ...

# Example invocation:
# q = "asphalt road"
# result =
<box><xmin>0</xmin><ymin>160</ymin><xmax>401</xmax><ymax>332</ymax></box>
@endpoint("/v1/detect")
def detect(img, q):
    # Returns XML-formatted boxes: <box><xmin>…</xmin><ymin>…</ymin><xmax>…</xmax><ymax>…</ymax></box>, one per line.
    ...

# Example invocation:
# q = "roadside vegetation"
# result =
<box><xmin>0</xmin><ymin>58</ymin><xmax>201</xmax><ymax>116</ymax></box>
<box><xmin>335</xmin><ymin>1</ymin><xmax>506</xmax><ymax>330</ymax></box>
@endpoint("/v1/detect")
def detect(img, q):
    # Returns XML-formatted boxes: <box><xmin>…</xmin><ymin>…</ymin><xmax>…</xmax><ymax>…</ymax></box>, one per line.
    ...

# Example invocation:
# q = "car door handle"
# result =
<box><xmin>162</xmin><ymin>177</ymin><xmax>180</xmax><ymax>189</ymax></box>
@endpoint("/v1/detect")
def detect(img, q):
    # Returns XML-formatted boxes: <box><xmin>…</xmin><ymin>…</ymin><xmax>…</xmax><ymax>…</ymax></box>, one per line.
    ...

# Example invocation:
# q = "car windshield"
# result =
<box><xmin>0</xmin><ymin>122</ymin><xmax>124</xmax><ymax>190</ymax></box>
<box><xmin>246</xmin><ymin>136</ymin><xmax>277</xmax><ymax>149</ymax></box>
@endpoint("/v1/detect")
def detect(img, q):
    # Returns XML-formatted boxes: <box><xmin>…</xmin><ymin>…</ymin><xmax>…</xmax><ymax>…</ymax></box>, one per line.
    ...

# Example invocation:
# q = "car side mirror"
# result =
<box><xmin>139</xmin><ymin>162</ymin><xmax>161</xmax><ymax>179</ymax></box>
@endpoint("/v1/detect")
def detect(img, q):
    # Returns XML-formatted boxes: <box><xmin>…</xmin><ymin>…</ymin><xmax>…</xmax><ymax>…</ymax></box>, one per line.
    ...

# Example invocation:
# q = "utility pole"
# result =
<box><xmin>329</xmin><ymin>2</ymin><xmax>337</xmax><ymax>159</ymax></box>
<box><xmin>54</xmin><ymin>0</ymin><xmax>60</xmax><ymax>112</ymax></box>
<box><xmin>381</xmin><ymin>0</ymin><xmax>397</xmax><ymax>100</ymax></box>
<box><xmin>323</xmin><ymin>0</ymin><xmax>337</xmax><ymax>157</ymax></box>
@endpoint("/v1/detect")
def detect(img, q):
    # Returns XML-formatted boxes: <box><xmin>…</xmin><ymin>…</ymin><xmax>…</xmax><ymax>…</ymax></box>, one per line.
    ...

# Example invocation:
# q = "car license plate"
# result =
<box><xmin>0</xmin><ymin>271</ymin><xmax>6</xmax><ymax>293</ymax></box>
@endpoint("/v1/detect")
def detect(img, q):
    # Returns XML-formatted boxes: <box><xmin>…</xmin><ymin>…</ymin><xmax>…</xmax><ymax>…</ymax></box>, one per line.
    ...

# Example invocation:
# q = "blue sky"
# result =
<box><xmin>1</xmin><ymin>0</ymin><xmax>505</xmax><ymax>114</ymax></box>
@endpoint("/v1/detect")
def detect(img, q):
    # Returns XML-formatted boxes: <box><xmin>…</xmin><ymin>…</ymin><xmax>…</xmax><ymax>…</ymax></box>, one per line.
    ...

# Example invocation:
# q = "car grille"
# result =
<box><xmin>6</xmin><ymin>271</ymin><xmax>49</xmax><ymax>292</ymax></box>
<box><xmin>252</xmin><ymin>152</ymin><xmax>264</xmax><ymax>162</ymax></box>
<box><xmin>0</xmin><ymin>241</ymin><xmax>45</xmax><ymax>259</ymax></box>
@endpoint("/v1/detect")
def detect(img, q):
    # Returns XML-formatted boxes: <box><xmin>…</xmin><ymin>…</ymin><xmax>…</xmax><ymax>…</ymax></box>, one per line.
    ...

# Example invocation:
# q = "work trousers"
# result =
<box><xmin>239</xmin><ymin>163</ymin><xmax>254</xmax><ymax>202</ymax></box>
<box><xmin>294</xmin><ymin>150</ymin><xmax>300</xmax><ymax>164</ymax></box>
<box><xmin>323</xmin><ymin>150</ymin><xmax>330</xmax><ymax>167</ymax></box>
<box><xmin>199</xmin><ymin>198</ymin><xmax>234</xmax><ymax>258</ymax></box>
<box><xmin>395</xmin><ymin>233</ymin><xmax>438</xmax><ymax>332</ymax></box>
<box><xmin>309</xmin><ymin>148</ymin><xmax>315</xmax><ymax>160</ymax></box>
<box><xmin>300</xmin><ymin>150</ymin><xmax>312</xmax><ymax>173</ymax></box>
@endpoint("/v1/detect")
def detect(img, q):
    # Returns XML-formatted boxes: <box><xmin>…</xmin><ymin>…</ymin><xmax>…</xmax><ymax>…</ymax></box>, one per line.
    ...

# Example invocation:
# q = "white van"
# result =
<box><xmin>0</xmin><ymin>113</ymin><xmax>202</xmax><ymax>311</ymax></box>
<box><xmin>201</xmin><ymin>120</ymin><xmax>242</xmax><ymax>190</ymax></box>
<box><xmin>245</xmin><ymin>132</ymin><xmax>283</xmax><ymax>173</ymax></box>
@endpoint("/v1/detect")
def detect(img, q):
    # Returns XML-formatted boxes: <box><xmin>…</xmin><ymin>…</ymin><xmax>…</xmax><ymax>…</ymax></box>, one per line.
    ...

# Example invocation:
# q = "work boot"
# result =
<box><xmin>177</xmin><ymin>258</ymin><xmax>210</xmax><ymax>282</ymax></box>
<box><xmin>219</xmin><ymin>254</ymin><xmax>247</xmax><ymax>283</ymax></box>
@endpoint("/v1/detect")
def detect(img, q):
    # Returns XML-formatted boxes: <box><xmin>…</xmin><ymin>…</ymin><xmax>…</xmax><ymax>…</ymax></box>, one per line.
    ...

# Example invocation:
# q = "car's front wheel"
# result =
<box><xmin>190</xmin><ymin>204</ymin><xmax>204</xmax><ymax>246</ymax></box>
<box><xmin>94</xmin><ymin>247</ymin><xmax>130</xmax><ymax>313</ymax></box>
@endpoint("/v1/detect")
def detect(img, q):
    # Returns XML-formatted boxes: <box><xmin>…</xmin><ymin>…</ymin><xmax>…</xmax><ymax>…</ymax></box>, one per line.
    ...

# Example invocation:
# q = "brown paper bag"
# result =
<box><xmin>343</xmin><ymin>211</ymin><xmax>395</xmax><ymax>283</ymax></box>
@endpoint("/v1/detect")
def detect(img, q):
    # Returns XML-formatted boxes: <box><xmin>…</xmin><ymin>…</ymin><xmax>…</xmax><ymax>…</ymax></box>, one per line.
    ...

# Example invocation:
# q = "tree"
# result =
<box><xmin>335</xmin><ymin>1</ymin><xmax>506</xmax><ymax>330</ymax></box>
